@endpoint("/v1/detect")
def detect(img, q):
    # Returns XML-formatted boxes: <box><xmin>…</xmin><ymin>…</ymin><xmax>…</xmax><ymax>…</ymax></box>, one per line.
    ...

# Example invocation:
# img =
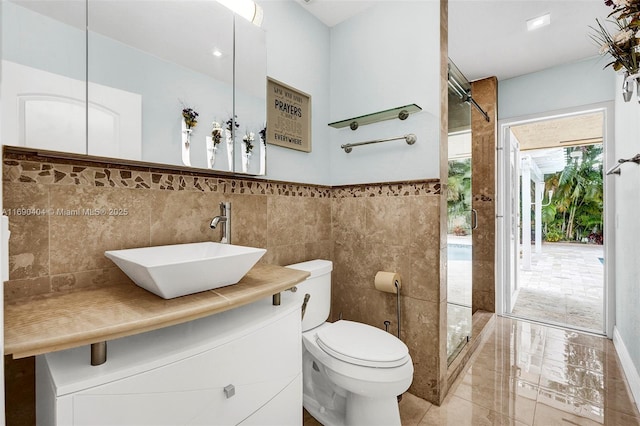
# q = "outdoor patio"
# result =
<box><xmin>512</xmin><ymin>242</ymin><xmax>604</xmax><ymax>332</ymax></box>
<box><xmin>446</xmin><ymin>239</ymin><xmax>604</xmax><ymax>361</ymax></box>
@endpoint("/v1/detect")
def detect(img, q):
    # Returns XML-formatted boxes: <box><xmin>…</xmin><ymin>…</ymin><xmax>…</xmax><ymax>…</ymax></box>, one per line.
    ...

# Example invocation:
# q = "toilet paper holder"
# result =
<box><xmin>393</xmin><ymin>280</ymin><xmax>401</xmax><ymax>339</ymax></box>
<box><xmin>374</xmin><ymin>272</ymin><xmax>402</xmax><ymax>339</ymax></box>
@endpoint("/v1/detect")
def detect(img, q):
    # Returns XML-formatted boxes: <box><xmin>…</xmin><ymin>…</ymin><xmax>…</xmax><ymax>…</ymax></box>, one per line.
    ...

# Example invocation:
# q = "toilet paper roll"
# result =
<box><xmin>374</xmin><ymin>271</ymin><xmax>401</xmax><ymax>294</ymax></box>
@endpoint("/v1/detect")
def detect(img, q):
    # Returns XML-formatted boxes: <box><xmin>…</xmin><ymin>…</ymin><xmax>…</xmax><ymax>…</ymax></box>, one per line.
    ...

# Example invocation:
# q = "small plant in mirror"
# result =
<box><xmin>182</xmin><ymin>107</ymin><xmax>199</xmax><ymax>129</ymax></box>
<box><xmin>259</xmin><ymin>126</ymin><xmax>266</xmax><ymax>145</ymax></box>
<box><xmin>226</xmin><ymin>115</ymin><xmax>240</xmax><ymax>132</ymax></box>
<box><xmin>243</xmin><ymin>131</ymin><xmax>255</xmax><ymax>154</ymax></box>
<box><xmin>211</xmin><ymin>121</ymin><xmax>223</xmax><ymax>146</ymax></box>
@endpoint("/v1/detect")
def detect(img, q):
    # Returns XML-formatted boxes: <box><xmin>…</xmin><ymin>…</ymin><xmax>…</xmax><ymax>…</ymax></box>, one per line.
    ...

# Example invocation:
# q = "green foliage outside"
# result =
<box><xmin>543</xmin><ymin>227</ymin><xmax>563</xmax><ymax>242</ymax></box>
<box><xmin>446</xmin><ymin>146</ymin><xmax>603</xmax><ymax>244</ymax></box>
<box><xmin>447</xmin><ymin>158</ymin><xmax>471</xmax><ymax>235</ymax></box>
<box><xmin>541</xmin><ymin>145</ymin><xmax>603</xmax><ymax>244</ymax></box>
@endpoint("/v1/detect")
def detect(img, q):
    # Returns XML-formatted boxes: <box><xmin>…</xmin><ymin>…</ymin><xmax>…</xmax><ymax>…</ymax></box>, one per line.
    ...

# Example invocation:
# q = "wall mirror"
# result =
<box><xmin>1</xmin><ymin>0</ymin><xmax>267</xmax><ymax>175</ymax></box>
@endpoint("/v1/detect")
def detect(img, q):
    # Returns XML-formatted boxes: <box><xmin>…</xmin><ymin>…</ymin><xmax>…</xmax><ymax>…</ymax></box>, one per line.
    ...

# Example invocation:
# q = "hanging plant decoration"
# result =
<box><xmin>182</xmin><ymin>107</ymin><xmax>199</xmax><ymax>129</ymax></box>
<box><xmin>211</xmin><ymin>121</ymin><xmax>223</xmax><ymax>146</ymax></box>
<box><xmin>259</xmin><ymin>126</ymin><xmax>267</xmax><ymax>145</ymax></box>
<box><xmin>591</xmin><ymin>0</ymin><xmax>640</xmax><ymax>101</ymax></box>
<box><xmin>226</xmin><ymin>115</ymin><xmax>240</xmax><ymax>132</ymax></box>
<box><xmin>243</xmin><ymin>131</ymin><xmax>255</xmax><ymax>154</ymax></box>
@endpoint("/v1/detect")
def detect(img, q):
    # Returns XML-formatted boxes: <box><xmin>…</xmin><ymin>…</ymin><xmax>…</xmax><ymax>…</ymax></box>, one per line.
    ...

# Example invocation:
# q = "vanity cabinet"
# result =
<box><xmin>36</xmin><ymin>298</ymin><xmax>302</xmax><ymax>426</ymax></box>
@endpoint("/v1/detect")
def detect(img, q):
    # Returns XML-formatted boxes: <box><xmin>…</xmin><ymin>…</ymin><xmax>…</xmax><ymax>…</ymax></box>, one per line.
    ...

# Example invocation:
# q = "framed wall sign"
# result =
<box><xmin>266</xmin><ymin>77</ymin><xmax>311</xmax><ymax>152</ymax></box>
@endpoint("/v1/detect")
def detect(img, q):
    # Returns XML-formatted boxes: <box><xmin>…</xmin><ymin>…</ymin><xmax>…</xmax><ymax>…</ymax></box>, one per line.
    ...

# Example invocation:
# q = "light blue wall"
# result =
<box><xmin>613</xmin><ymin>72</ymin><xmax>640</xmax><ymax>403</ymax></box>
<box><xmin>262</xmin><ymin>1</ymin><xmax>443</xmax><ymax>186</ymax></box>
<box><xmin>2</xmin><ymin>1</ymin><xmax>443</xmax><ymax>186</ymax></box>
<box><xmin>499</xmin><ymin>56</ymin><xmax>615</xmax><ymax>119</ymax></box>
<box><xmin>88</xmin><ymin>31</ymin><xmax>236</xmax><ymax>169</ymax></box>
<box><xmin>328</xmin><ymin>1</ymin><xmax>441</xmax><ymax>185</ymax></box>
<box><xmin>258</xmin><ymin>1</ymin><xmax>332</xmax><ymax>185</ymax></box>
<box><xmin>1</xmin><ymin>1</ymin><xmax>85</xmax><ymax>81</ymax></box>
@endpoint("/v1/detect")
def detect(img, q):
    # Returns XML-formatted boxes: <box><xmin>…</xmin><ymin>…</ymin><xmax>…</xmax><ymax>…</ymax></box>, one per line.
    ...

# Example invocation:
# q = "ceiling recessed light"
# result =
<box><xmin>217</xmin><ymin>0</ymin><xmax>263</xmax><ymax>26</ymax></box>
<box><xmin>212</xmin><ymin>49</ymin><xmax>223</xmax><ymax>58</ymax></box>
<box><xmin>526</xmin><ymin>13</ymin><xmax>551</xmax><ymax>31</ymax></box>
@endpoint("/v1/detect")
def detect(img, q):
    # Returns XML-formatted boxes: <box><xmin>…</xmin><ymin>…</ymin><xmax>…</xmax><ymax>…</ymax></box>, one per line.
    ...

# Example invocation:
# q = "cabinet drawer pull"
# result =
<box><xmin>223</xmin><ymin>384</ymin><xmax>235</xmax><ymax>399</ymax></box>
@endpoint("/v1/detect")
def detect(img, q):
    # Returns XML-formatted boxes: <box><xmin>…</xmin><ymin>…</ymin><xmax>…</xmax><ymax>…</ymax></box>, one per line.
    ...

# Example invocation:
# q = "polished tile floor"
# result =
<box><xmin>306</xmin><ymin>316</ymin><xmax>640</xmax><ymax>425</ymax></box>
<box><xmin>406</xmin><ymin>316</ymin><xmax>639</xmax><ymax>425</ymax></box>
<box><xmin>448</xmin><ymin>241</ymin><xmax>605</xmax><ymax>362</ymax></box>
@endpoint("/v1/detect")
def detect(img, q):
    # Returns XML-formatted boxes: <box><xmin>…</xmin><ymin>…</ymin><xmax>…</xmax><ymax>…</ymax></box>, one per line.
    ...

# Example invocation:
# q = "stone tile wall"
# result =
<box><xmin>2</xmin><ymin>151</ymin><xmax>332</xmax><ymax>301</ymax></box>
<box><xmin>438</xmin><ymin>0</ymin><xmax>451</xmax><ymax>402</ymax></box>
<box><xmin>470</xmin><ymin>77</ymin><xmax>498</xmax><ymax>313</ymax></box>
<box><xmin>3</xmin><ymin>150</ymin><xmax>444</xmax><ymax>424</ymax></box>
<box><xmin>331</xmin><ymin>181</ymin><xmax>444</xmax><ymax>403</ymax></box>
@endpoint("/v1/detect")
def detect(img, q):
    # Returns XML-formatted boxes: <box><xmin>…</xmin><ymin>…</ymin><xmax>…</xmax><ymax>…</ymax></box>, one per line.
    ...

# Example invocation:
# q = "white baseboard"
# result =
<box><xmin>613</xmin><ymin>326</ymin><xmax>640</xmax><ymax>408</ymax></box>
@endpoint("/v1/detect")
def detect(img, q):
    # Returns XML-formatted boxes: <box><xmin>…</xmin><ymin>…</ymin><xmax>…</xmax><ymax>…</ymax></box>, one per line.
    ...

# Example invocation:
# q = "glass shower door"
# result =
<box><xmin>446</xmin><ymin>60</ymin><xmax>472</xmax><ymax>363</ymax></box>
<box><xmin>446</xmin><ymin>138</ymin><xmax>473</xmax><ymax>363</ymax></box>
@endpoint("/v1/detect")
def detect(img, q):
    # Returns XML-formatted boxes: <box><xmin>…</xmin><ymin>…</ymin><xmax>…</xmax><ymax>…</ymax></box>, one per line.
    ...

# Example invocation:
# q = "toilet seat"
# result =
<box><xmin>316</xmin><ymin>320</ymin><xmax>409</xmax><ymax>368</ymax></box>
<box><xmin>303</xmin><ymin>321</ymin><xmax>414</xmax><ymax>398</ymax></box>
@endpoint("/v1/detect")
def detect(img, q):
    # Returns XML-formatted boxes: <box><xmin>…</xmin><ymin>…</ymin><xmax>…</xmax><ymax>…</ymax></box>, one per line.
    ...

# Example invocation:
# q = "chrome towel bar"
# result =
<box><xmin>341</xmin><ymin>133</ymin><xmax>417</xmax><ymax>153</ymax></box>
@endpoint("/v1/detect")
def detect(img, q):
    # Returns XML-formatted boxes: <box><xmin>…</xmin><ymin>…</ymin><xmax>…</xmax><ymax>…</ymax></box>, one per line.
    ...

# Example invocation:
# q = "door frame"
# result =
<box><xmin>496</xmin><ymin>101</ymin><xmax>615</xmax><ymax>338</ymax></box>
<box><xmin>501</xmin><ymin>129</ymin><xmax>520</xmax><ymax>313</ymax></box>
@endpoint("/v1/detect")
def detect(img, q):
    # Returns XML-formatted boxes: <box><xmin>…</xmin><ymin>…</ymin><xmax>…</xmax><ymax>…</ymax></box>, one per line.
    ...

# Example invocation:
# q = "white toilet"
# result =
<box><xmin>285</xmin><ymin>259</ymin><xmax>414</xmax><ymax>426</ymax></box>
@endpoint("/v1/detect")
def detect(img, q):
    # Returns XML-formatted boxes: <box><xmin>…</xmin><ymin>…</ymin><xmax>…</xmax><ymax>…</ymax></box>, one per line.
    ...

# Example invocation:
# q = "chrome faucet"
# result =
<box><xmin>210</xmin><ymin>201</ymin><xmax>231</xmax><ymax>244</ymax></box>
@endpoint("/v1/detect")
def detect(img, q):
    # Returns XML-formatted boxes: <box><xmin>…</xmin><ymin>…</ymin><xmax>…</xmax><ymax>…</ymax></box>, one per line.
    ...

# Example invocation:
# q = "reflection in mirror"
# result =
<box><xmin>234</xmin><ymin>15</ymin><xmax>267</xmax><ymax>175</ymax></box>
<box><xmin>447</xmin><ymin>59</ymin><xmax>472</xmax><ymax>365</ymax></box>
<box><xmin>87</xmin><ymin>0</ymin><xmax>235</xmax><ymax>170</ymax></box>
<box><xmin>86</xmin><ymin>0</ymin><xmax>267</xmax><ymax>174</ymax></box>
<box><xmin>1</xmin><ymin>0</ymin><xmax>267</xmax><ymax>175</ymax></box>
<box><xmin>1</xmin><ymin>0</ymin><xmax>87</xmax><ymax>155</ymax></box>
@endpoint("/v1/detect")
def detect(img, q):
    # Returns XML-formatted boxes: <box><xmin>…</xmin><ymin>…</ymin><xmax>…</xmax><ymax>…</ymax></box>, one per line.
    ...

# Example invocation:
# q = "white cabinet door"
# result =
<box><xmin>239</xmin><ymin>374</ymin><xmax>302</xmax><ymax>426</ymax></box>
<box><xmin>70</xmin><ymin>309</ymin><xmax>300</xmax><ymax>426</ymax></box>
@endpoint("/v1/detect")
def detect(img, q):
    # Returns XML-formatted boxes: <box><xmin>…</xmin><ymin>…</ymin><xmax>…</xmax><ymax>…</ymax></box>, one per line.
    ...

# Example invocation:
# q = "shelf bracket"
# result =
<box><xmin>329</xmin><ymin>104</ymin><xmax>422</xmax><ymax>130</ymax></box>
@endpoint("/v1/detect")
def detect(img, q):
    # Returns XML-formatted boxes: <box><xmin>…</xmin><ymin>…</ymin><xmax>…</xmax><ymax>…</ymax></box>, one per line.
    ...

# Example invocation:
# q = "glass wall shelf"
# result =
<box><xmin>328</xmin><ymin>104</ymin><xmax>422</xmax><ymax>130</ymax></box>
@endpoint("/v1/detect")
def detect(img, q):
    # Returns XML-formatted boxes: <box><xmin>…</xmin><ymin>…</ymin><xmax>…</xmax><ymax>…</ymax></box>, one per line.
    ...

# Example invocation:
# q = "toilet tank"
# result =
<box><xmin>285</xmin><ymin>259</ymin><xmax>332</xmax><ymax>332</ymax></box>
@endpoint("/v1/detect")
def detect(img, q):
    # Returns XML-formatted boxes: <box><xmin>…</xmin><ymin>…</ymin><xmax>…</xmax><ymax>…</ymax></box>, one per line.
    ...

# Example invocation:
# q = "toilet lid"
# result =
<box><xmin>316</xmin><ymin>320</ymin><xmax>409</xmax><ymax>368</ymax></box>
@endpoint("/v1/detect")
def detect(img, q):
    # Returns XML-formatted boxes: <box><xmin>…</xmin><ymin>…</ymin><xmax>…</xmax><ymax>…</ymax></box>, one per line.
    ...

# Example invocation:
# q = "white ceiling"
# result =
<box><xmin>293</xmin><ymin>0</ymin><xmax>377</xmax><ymax>27</ymax></box>
<box><xmin>296</xmin><ymin>0</ymin><xmax>613</xmax><ymax>82</ymax></box>
<box><xmin>16</xmin><ymin>1</ymin><xmax>614</xmax><ymax>85</ymax></box>
<box><xmin>448</xmin><ymin>0</ymin><xmax>612</xmax><ymax>81</ymax></box>
<box><xmin>294</xmin><ymin>1</ymin><xmax>609</xmax><ymax>166</ymax></box>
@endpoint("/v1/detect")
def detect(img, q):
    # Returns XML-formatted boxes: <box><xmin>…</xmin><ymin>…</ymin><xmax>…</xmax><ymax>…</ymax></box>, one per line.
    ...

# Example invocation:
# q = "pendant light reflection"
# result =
<box><xmin>217</xmin><ymin>0</ymin><xmax>263</xmax><ymax>26</ymax></box>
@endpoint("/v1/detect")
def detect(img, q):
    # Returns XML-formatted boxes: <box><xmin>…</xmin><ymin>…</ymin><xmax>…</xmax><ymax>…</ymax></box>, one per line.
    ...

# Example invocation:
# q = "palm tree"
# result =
<box><xmin>448</xmin><ymin>158</ymin><xmax>472</xmax><ymax>233</ymax></box>
<box><xmin>544</xmin><ymin>145</ymin><xmax>603</xmax><ymax>241</ymax></box>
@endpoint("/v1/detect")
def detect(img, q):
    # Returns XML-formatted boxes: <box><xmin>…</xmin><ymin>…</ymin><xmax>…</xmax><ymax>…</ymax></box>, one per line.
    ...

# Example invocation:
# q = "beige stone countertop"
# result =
<box><xmin>4</xmin><ymin>263</ymin><xmax>309</xmax><ymax>359</ymax></box>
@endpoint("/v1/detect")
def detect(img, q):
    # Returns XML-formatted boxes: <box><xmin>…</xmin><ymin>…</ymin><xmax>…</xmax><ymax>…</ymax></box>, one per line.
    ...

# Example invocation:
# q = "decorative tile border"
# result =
<box><xmin>3</xmin><ymin>159</ymin><xmax>158</xmax><ymax>190</ymax></box>
<box><xmin>270</xmin><ymin>183</ymin><xmax>332</xmax><ymax>198</ymax></box>
<box><xmin>3</xmin><ymin>152</ymin><xmax>438</xmax><ymax>198</ymax></box>
<box><xmin>332</xmin><ymin>180</ymin><xmax>441</xmax><ymax>198</ymax></box>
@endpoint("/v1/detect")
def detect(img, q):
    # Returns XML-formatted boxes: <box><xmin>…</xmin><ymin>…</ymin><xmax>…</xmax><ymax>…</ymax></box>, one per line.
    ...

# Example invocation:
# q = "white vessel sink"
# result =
<box><xmin>105</xmin><ymin>242</ymin><xmax>266</xmax><ymax>299</ymax></box>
